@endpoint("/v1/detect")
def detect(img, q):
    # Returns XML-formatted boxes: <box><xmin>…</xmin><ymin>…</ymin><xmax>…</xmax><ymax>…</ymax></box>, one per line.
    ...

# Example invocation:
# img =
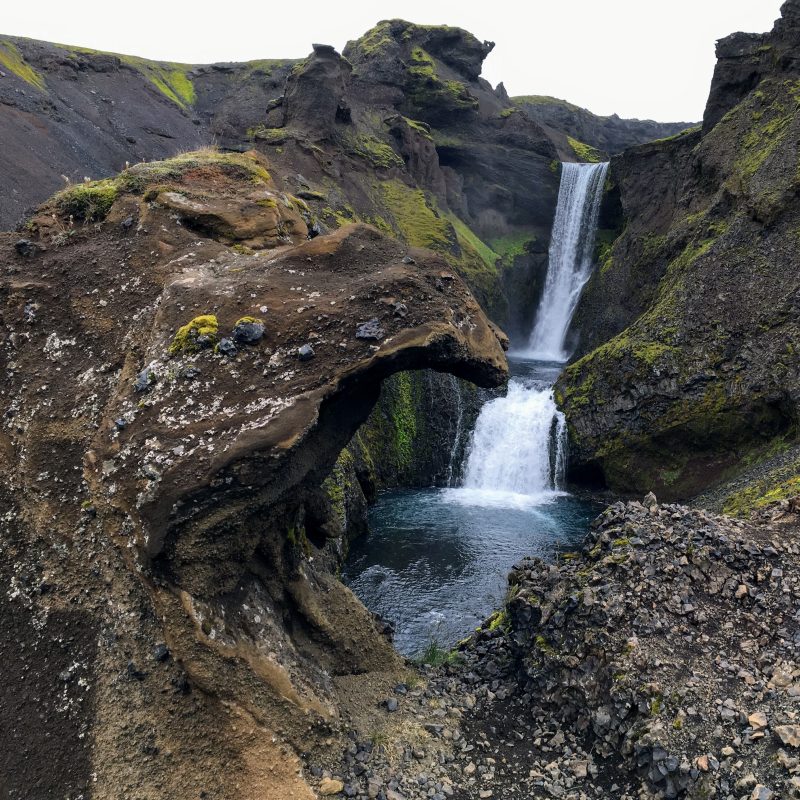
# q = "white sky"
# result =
<box><xmin>3</xmin><ymin>0</ymin><xmax>784</xmax><ymax>121</ymax></box>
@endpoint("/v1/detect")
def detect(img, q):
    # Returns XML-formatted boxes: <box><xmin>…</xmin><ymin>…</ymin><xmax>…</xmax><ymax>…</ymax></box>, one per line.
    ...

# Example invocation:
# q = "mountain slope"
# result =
<box><xmin>557</xmin><ymin>0</ymin><xmax>800</xmax><ymax>505</ymax></box>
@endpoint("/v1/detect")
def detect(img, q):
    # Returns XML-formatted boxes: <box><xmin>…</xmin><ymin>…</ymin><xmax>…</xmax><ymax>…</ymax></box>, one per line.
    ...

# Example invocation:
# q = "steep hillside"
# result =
<box><xmin>557</xmin><ymin>0</ymin><xmax>800</xmax><ymax>504</ymax></box>
<box><xmin>0</xmin><ymin>36</ymin><xmax>298</xmax><ymax>226</ymax></box>
<box><xmin>514</xmin><ymin>94</ymin><xmax>695</xmax><ymax>158</ymax></box>
<box><xmin>0</xmin><ymin>26</ymin><xmax>560</xmax><ymax>332</ymax></box>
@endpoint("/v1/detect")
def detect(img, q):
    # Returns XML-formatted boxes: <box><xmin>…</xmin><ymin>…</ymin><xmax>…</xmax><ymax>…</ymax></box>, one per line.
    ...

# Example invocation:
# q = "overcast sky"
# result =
<box><xmin>3</xmin><ymin>0</ymin><xmax>784</xmax><ymax>121</ymax></box>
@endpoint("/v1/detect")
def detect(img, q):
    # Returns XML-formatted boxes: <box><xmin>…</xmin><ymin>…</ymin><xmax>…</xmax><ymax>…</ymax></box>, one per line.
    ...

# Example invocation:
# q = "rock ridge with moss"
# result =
<box><xmin>557</xmin><ymin>1</ymin><xmax>800</xmax><ymax>505</ymax></box>
<box><xmin>0</xmin><ymin>147</ymin><xmax>507</xmax><ymax>799</ymax></box>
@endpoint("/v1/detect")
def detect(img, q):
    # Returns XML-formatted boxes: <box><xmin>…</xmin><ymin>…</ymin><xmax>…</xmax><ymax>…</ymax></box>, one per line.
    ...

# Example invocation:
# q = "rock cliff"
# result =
<box><xmin>557</xmin><ymin>0</ymin><xmax>800</xmax><ymax>504</ymax></box>
<box><xmin>0</xmin><ymin>148</ymin><xmax>507</xmax><ymax>799</ymax></box>
<box><xmin>514</xmin><ymin>95</ymin><xmax>694</xmax><ymax>159</ymax></box>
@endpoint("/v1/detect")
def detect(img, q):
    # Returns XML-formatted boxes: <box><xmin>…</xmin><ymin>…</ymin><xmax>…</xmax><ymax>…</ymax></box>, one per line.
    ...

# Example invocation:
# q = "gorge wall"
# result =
<box><xmin>0</xmin><ymin>148</ymin><xmax>508</xmax><ymax>799</ymax></box>
<box><xmin>557</xmin><ymin>0</ymin><xmax>800</xmax><ymax>507</ymax></box>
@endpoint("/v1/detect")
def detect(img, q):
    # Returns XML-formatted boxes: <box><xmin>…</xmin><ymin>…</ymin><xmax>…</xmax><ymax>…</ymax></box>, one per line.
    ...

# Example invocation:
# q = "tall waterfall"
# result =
<box><xmin>526</xmin><ymin>161</ymin><xmax>609</xmax><ymax>362</ymax></box>
<box><xmin>448</xmin><ymin>161</ymin><xmax>608</xmax><ymax>508</ymax></box>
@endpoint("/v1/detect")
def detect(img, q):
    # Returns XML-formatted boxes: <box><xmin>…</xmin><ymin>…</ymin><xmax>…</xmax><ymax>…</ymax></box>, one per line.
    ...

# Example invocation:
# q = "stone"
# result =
<box><xmin>232</xmin><ymin>319</ymin><xmax>265</xmax><ymax>344</ymax></box>
<box><xmin>298</xmin><ymin>343</ymin><xmax>315</xmax><ymax>361</ymax></box>
<box><xmin>356</xmin><ymin>318</ymin><xmax>385</xmax><ymax>341</ymax></box>
<box><xmin>153</xmin><ymin>643</ymin><xmax>170</xmax><ymax>662</ymax></box>
<box><xmin>643</xmin><ymin>491</ymin><xmax>658</xmax><ymax>510</ymax></box>
<box><xmin>216</xmin><ymin>337</ymin><xmax>237</xmax><ymax>356</ymax></box>
<box><xmin>134</xmin><ymin>366</ymin><xmax>156</xmax><ymax>392</ymax></box>
<box><xmin>748</xmin><ymin>711</ymin><xmax>768</xmax><ymax>730</ymax></box>
<box><xmin>751</xmin><ymin>786</ymin><xmax>774</xmax><ymax>800</ymax></box>
<box><xmin>15</xmin><ymin>239</ymin><xmax>37</xmax><ymax>257</ymax></box>
<box><xmin>775</xmin><ymin>725</ymin><xmax>800</xmax><ymax>748</ymax></box>
<box><xmin>319</xmin><ymin>777</ymin><xmax>345</xmax><ymax>795</ymax></box>
<box><xmin>385</xmin><ymin>697</ymin><xmax>399</xmax><ymax>712</ymax></box>
<box><xmin>571</xmin><ymin>760</ymin><xmax>588</xmax><ymax>779</ymax></box>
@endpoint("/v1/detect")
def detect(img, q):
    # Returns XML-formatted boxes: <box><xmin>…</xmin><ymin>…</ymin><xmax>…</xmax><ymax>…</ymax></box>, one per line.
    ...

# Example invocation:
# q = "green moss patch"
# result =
<box><xmin>53</xmin><ymin>180</ymin><xmax>119</xmax><ymax>222</ymax></box>
<box><xmin>348</xmin><ymin>134</ymin><xmax>404</xmax><ymax>169</ymax></box>
<box><xmin>0</xmin><ymin>39</ymin><xmax>45</xmax><ymax>90</ymax></box>
<box><xmin>567</xmin><ymin>136</ymin><xmax>603</xmax><ymax>163</ymax></box>
<box><xmin>378</xmin><ymin>180</ymin><xmax>454</xmax><ymax>251</ymax></box>
<box><xmin>169</xmin><ymin>315</ymin><xmax>219</xmax><ymax>355</ymax></box>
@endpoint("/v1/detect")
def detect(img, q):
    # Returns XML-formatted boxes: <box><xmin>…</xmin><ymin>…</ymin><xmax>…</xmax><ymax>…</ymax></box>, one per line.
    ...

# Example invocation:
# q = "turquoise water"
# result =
<box><xmin>342</xmin><ymin>488</ymin><xmax>597</xmax><ymax>657</ymax></box>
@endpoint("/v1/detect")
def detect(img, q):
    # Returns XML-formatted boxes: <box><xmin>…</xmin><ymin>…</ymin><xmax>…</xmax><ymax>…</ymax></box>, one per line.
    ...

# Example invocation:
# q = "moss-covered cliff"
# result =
<box><xmin>557</xmin><ymin>0</ymin><xmax>800</xmax><ymax>504</ymax></box>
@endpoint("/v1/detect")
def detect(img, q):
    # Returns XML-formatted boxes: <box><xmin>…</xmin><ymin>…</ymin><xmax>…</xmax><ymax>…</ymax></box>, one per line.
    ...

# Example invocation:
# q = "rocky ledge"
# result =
<box><xmin>314</xmin><ymin>498</ymin><xmax>799</xmax><ymax>800</ymax></box>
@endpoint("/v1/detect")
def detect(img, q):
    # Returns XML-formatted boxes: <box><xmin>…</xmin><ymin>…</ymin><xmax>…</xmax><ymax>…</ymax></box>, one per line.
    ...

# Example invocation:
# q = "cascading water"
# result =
<box><xmin>449</xmin><ymin>161</ymin><xmax>609</xmax><ymax>507</ymax></box>
<box><xmin>455</xmin><ymin>380</ymin><xmax>566</xmax><ymax>507</ymax></box>
<box><xmin>525</xmin><ymin>161</ymin><xmax>610</xmax><ymax>362</ymax></box>
<box><xmin>343</xmin><ymin>161</ymin><xmax>608</xmax><ymax>654</ymax></box>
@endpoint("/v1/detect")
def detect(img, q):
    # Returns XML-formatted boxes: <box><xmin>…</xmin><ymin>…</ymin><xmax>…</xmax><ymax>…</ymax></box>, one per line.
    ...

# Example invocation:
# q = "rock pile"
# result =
<box><xmin>317</xmin><ymin>498</ymin><xmax>800</xmax><ymax>799</ymax></box>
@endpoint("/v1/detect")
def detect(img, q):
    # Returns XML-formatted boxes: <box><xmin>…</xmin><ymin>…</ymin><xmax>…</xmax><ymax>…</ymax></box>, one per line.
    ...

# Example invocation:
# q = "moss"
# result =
<box><xmin>549</xmin><ymin>159</ymin><xmax>560</xmax><ymax>174</ymax></box>
<box><xmin>499</xmin><ymin>107</ymin><xmax>518</xmax><ymax>118</ymax></box>
<box><xmin>169</xmin><ymin>315</ymin><xmax>219</xmax><ymax>355</ymax></box>
<box><xmin>323</xmin><ymin>203</ymin><xmax>360</xmax><ymax>228</ymax></box>
<box><xmin>46</xmin><ymin>149</ymin><xmax>274</xmax><ymax>222</ymax></box>
<box><xmin>612</xmin><ymin>538</ymin><xmax>630</xmax><ymax>548</ymax></box>
<box><xmin>405</xmin><ymin>47</ymin><xmax>478</xmax><ymax>115</ymax></box>
<box><xmin>512</xmin><ymin>95</ymin><xmax>581</xmax><ymax>112</ymax></box>
<box><xmin>115</xmin><ymin>149</ymin><xmax>272</xmax><ymax>198</ymax></box>
<box><xmin>649</xmin><ymin>125</ymin><xmax>702</xmax><ymax>145</ymax></box>
<box><xmin>415</xmin><ymin>640</ymin><xmax>462</xmax><ymax>667</ymax></box>
<box><xmin>567</xmin><ymin>136</ymin><xmax>603</xmax><ymax>163</ymax></box>
<box><xmin>116</xmin><ymin>55</ymin><xmax>195</xmax><ymax>108</ymax></box>
<box><xmin>392</xmin><ymin>372</ymin><xmax>418</xmax><ymax>468</ymax></box>
<box><xmin>235</xmin><ymin>316</ymin><xmax>263</xmax><ymax>327</ymax></box>
<box><xmin>486</xmin><ymin>609</ymin><xmax>509</xmax><ymax>631</ymax></box>
<box><xmin>351</xmin><ymin>21</ymin><xmax>397</xmax><ymax>57</ymax></box>
<box><xmin>53</xmin><ymin>180</ymin><xmax>119</xmax><ymax>222</ymax></box>
<box><xmin>322</xmin><ymin>448</ymin><xmax>356</xmax><ymax>529</ymax></box>
<box><xmin>446</xmin><ymin>213</ymin><xmax>498</xmax><ymax>270</ymax></box>
<box><xmin>0</xmin><ymin>39</ymin><xmax>45</xmax><ymax>90</ymax></box>
<box><xmin>594</xmin><ymin>228</ymin><xmax>619</xmax><ymax>267</ymax></box>
<box><xmin>378</xmin><ymin>180</ymin><xmax>454</xmax><ymax>251</ymax></box>
<box><xmin>348</xmin><ymin>133</ymin><xmax>404</xmax><ymax>169</ymax></box>
<box><xmin>431</xmin><ymin>132</ymin><xmax>466</xmax><ymax>149</ymax></box>
<box><xmin>723</xmin><ymin>474</ymin><xmax>800</xmax><ymax>517</ymax></box>
<box><xmin>488</xmin><ymin>230</ymin><xmax>537</xmax><ymax>267</ymax></box>
<box><xmin>534</xmin><ymin>635</ymin><xmax>556</xmax><ymax>655</ymax></box>
<box><xmin>649</xmin><ymin>696</ymin><xmax>663</xmax><ymax>716</ymax></box>
<box><xmin>402</xmin><ymin>117</ymin><xmax>433</xmax><ymax>140</ymax></box>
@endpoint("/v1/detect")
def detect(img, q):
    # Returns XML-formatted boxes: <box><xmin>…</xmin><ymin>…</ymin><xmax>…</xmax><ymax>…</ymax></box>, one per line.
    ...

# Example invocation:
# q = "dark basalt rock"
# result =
<box><xmin>281</xmin><ymin>43</ymin><xmax>353</xmax><ymax>138</ymax></box>
<box><xmin>232</xmin><ymin>320</ymin><xmax>265</xmax><ymax>344</ymax></box>
<box><xmin>558</xmin><ymin>0</ymin><xmax>800</xmax><ymax>503</ymax></box>
<box><xmin>355</xmin><ymin>318</ymin><xmax>384</xmax><ymax>340</ymax></box>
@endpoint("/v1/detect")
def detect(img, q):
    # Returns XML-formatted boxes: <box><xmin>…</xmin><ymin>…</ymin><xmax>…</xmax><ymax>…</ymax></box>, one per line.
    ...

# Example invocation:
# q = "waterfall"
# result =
<box><xmin>446</xmin><ymin>161</ymin><xmax>608</xmax><ymax>508</ymax></box>
<box><xmin>525</xmin><ymin>161</ymin><xmax>609</xmax><ymax>362</ymax></box>
<box><xmin>453</xmin><ymin>381</ymin><xmax>566</xmax><ymax>506</ymax></box>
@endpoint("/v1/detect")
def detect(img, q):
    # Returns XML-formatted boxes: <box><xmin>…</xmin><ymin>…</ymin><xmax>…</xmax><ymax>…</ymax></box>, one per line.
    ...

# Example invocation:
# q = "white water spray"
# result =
<box><xmin>525</xmin><ymin>161</ymin><xmax>609</xmax><ymax>362</ymax></box>
<box><xmin>448</xmin><ymin>161</ymin><xmax>608</xmax><ymax>508</ymax></box>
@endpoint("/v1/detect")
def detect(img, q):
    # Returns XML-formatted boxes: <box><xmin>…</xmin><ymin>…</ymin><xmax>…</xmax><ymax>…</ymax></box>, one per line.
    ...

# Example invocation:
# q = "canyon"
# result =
<box><xmin>0</xmin><ymin>4</ymin><xmax>799</xmax><ymax>800</ymax></box>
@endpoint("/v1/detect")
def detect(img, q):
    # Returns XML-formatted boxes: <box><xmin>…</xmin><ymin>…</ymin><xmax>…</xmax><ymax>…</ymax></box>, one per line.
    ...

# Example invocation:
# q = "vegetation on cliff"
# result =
<box><xmin>558</xmin><ymin>7</ymin><xmax>800</xmax><ymax>504</ymax></box>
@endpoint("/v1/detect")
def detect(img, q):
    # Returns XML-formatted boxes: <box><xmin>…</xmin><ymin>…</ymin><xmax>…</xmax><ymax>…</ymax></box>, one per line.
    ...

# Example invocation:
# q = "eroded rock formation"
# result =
<box><xmin>0</xmin><ymin>149</ymin><xmax>507</xmax><ymax>799</ymax></box>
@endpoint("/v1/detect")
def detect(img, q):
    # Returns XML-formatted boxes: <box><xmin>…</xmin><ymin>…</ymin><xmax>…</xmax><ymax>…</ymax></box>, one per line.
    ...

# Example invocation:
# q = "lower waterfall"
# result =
<box><xmin>344</xmin><ymin>160</ymin><xmax>609</xmax><ymax>653</ymax></box>
<box><xmin>447</xmin><ymin>377</ymin><xmax>566</xmax><ymax>507</ymax></box>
